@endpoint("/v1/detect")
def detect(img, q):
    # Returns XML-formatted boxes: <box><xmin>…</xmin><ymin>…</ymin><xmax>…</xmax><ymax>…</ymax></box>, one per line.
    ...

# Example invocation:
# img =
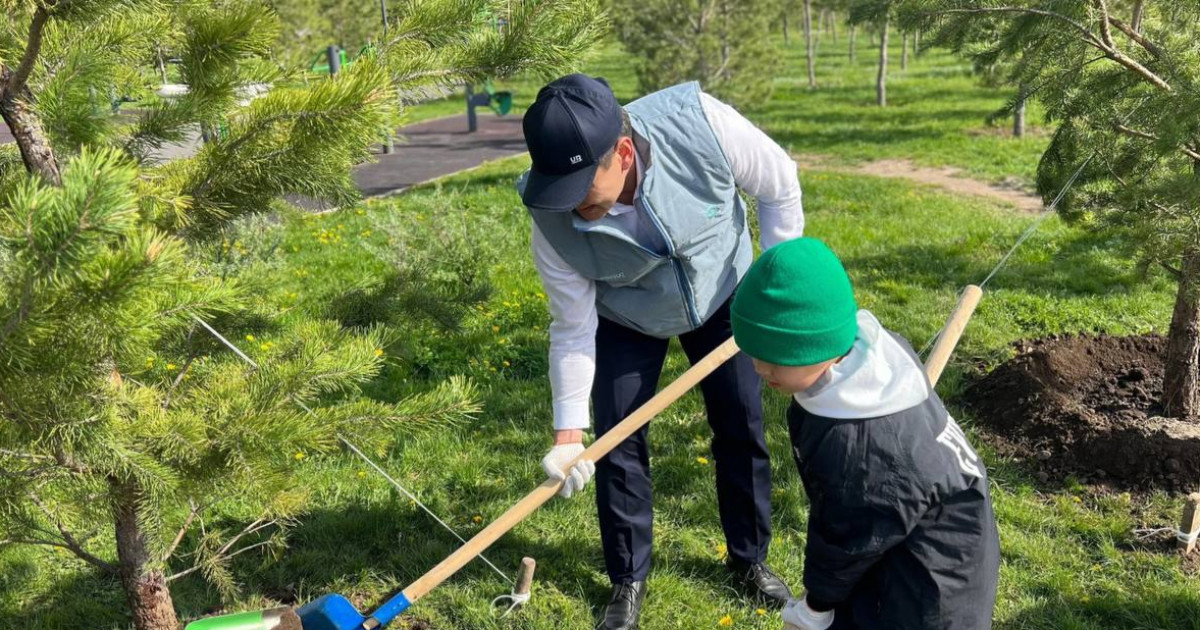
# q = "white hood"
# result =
<box><xmin>792</xmin><ymin>310</ymin><xmax>930</xmax><ymax>419</ymax></box>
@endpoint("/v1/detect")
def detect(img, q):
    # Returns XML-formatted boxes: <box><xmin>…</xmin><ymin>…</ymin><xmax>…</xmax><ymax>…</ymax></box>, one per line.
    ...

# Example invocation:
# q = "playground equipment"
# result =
<box><xmin>182</xmin><ymin>286</ymin><xmax>983</xmax><ymax>630</ymax></box>
<box><xmin>466</xmin><ymin>79</ymin><xmax>513</xmax><ymax>132</ymax></box>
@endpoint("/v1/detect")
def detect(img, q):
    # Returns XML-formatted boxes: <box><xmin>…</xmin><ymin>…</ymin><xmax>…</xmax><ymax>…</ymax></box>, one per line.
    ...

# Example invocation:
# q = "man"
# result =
<box><xmin>517</xmin><ymin>74</ymin><xmax>804</xmax><ymax>630</ymax></box>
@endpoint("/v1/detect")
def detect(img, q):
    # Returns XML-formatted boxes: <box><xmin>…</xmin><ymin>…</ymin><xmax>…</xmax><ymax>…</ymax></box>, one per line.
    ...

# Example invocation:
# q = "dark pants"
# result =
<box><xmin>592</xmin><ymin>297</ymin><xmax>772</xmax><ymax>583</ymax></box>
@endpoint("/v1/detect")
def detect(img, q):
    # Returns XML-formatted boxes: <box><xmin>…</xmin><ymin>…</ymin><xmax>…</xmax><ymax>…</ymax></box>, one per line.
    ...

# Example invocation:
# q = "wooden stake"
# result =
<box><xmin>1178</xmin><ymin>493</ymin><xmax>1200</xmax><ymax>555</ymax></box>
<box><xmin>514</xmin><ymin>557</ymin><xmax>536</xmax><ymax>598</ymax></box>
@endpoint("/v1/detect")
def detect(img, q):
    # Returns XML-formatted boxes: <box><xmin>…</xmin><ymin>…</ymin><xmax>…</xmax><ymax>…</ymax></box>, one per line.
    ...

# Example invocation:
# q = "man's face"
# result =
<box><xmin>574</xmin><ymin>136</ymin><xmax>635</xmax><ymax>221</ymax></box>
<box><xmin>752</xmin><ymin>357</ymin><xmax>838</xmax><ymax>394</ymax></box>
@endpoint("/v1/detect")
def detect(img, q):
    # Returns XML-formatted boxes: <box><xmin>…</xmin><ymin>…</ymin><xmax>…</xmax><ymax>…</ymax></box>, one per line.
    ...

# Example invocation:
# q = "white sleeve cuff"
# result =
<box><xmin>552</xmin><ymin>398</ymin><xmax>592</xmax><ymax>431</ymax></box>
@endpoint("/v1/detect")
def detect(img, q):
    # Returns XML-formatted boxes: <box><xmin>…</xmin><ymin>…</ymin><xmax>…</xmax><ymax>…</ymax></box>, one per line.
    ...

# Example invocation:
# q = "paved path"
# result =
<box><xmin>356</xmin><ymin>114</ymin><xmax>527</xmax><ymax>197</ymax></box>
<box><xmin>1</xmin><ymin>113</ymin><xmax>530</xmax><ymax>205</ymax></box>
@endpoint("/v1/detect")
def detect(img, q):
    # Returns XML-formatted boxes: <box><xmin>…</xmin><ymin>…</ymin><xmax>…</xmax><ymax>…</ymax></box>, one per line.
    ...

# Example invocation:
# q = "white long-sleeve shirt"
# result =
<box><xmin>532</xmin><ymin>91</ymin><xmax>805</xmax><ymax>431</ymax></box>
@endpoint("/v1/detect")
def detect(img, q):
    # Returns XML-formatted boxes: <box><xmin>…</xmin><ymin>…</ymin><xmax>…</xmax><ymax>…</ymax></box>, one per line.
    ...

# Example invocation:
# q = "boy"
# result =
<box><xmin>730</xmin><ymin>238</ymin><xmax>1000</xmax><ymax>630</ymax></box>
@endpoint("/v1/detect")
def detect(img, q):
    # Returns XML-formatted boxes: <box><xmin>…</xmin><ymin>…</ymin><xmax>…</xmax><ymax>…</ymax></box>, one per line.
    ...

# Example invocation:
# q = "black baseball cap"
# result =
<box><xmin>521</xmin><ymin>74</ymin><xmax>622</xmax><ymax>212</ymax></box>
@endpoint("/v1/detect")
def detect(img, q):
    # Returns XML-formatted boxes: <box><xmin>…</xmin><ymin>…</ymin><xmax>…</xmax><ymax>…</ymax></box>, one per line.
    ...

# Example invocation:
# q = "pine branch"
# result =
<box><xmin>27</xmin><ymin>491</ymin><xmax>117</xmax><ymax>573</ymax></box>
<box><xmin>1111</xmin><ymin>122</ymin><xmax>1200</xmax><ymax>162</ymax></box>
<box><xmin>165</xmin><ymin>515</ymin><xmax>278</xmax><ymax>582</ymax></box>
<box><xmin>1107</xmin><ymin>16</ymin><xmax>1161</xmax><ymax>57</ymax></box>
<box><xmin>0</xmin><ymin>6</ymin><xmax>50</xmax><ymax>103</ymax></box>
<box><xmin>933</xmin><ymin>6</ymin><xmax>1171</xmax><ymax>91</ymax></box>
<box><xmin>161</xmin><ymin>499</ymin><xmax>199</xmax><ymax>562</ymax></box>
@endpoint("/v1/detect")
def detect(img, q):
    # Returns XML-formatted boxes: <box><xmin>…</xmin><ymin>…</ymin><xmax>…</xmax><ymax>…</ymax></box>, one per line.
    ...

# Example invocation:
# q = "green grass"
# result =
<box><xmin>5</xmin><ymin>32</ymin><xmax>1200</xmax><ymax>630</ymax></box>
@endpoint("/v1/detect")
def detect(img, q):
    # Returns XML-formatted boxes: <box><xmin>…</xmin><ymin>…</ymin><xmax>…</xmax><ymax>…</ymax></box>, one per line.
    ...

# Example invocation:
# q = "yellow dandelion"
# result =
<box><xmin>473</xmin><ymin>515</ymin><xmax>483</xmax><ymax>523</ymax></box>
<box><xmin>166</xmin><ymin>363</ymin><xmax>177</xmax><ymax>371</ymax></box>
<box><xmin>502</xmin><ymin>361</ymin><xmax>511</xmax><ymax>367</ymax></box>
<box><xmin>490</xmin><ymin>367</ymin><xmax>497</xmax><ymax>372</ymax></box>
<box><xmin>374</xmin><ymin>348</ymin><xmax>384</xmax><ymax>357</ymax></box>
<box><xmin>718</xmin><ymin>614</ymin><xmax>733</xmax><ymax>626</ymax></box>
<box><xmin>499</xmin><ymin>338</ymin><xmax>508</xmax><ymax>345</ymax></box>
<box><xmin>357</xmin><ymin>470</ymin><xmax>367</xmax><ymax>479</ymax></box>
<box><xmin>294</xmin><ymin>451</ymin><xmax>306</xmax><ymax>461</ymax></box>
<box><xmin>492</xmin><ymin>325</ymin><xmax>500</xmax><ymax>333</ymax></box>
<box><xmin>697</xmin><ymin>456</ymin><xmax>709</xmax><ymax>465</ymax></box>
<box><xmin>756</xmin><ymin>609</ymin><xmax>766</xmax><ymax>616</ymax></box>
<box><xmin>260</xmin><ymin>343</ymin><xmax>270</xmax><ymax>351</ymax></box>
<box><xmin>245</xmin><ymin>334</ymin><xmax>255</xmax><ymax>342</ymax></box>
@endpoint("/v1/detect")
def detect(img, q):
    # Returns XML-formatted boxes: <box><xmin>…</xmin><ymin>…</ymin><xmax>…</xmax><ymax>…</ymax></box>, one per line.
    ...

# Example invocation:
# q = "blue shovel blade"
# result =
<box><xmin>297</xmin><ymin>592</ymin><xmax>413</xmax><ymax>630</ymax></box>
<box><xmin>296</xmin><ymin>594</ymin><xmax>366</xmax><ymax>630</ymax></box>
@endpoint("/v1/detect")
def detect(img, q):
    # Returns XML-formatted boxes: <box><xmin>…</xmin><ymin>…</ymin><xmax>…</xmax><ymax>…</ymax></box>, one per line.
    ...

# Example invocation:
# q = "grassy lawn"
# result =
<box><xmin>5</xmin><ymin>32</ymin><xmax>1200</xmax><ymax>630</ymax></box>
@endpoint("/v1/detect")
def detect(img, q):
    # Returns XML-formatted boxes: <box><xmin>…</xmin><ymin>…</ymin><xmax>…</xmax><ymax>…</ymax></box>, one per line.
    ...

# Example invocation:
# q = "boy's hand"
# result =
<box><xmin>781</xmin><ymin>596</ymin><xmax>834</xmax><ymax>630</ymax></box>
<box><xmin>542</xmin><ymin>432</ymin><xmax>595</xmax><ymax>498</ymax></box>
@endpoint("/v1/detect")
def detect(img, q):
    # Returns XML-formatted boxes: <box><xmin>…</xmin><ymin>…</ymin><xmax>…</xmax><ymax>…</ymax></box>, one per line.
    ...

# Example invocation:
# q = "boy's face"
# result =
<box><xmin>752</xmin><ymin>357</ymin><xmax>839</xmax><ymax>394</ymax></box>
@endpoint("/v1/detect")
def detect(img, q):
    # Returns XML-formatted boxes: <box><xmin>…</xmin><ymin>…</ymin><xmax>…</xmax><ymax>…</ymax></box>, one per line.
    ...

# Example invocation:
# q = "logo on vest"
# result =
<box><xmin>569</xmin><ymin>155</ymin><xmax>583</xmax><ymax>165</ymax></box>
<box><xmin>704</xmin><ymin>204</ymin><xmax>721</xmax><ymax>219</ymax></box>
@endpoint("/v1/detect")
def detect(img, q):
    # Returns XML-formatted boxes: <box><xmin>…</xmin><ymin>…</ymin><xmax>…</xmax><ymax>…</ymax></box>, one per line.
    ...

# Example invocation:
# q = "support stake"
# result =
<box><xmin>1177</xmin><ymin>492</ymin><xmax>1200</xmax><ymax>555</ymax></box>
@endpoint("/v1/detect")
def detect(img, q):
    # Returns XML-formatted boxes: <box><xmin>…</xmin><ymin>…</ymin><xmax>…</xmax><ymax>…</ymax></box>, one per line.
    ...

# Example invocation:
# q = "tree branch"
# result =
<box><xmin>934</xmin><ymin>6</ymin><xmax>1171</xmax><ymax>91</ymax></box>
<box><xmin>1112</xmin><ymin>122</ymin><xmax>1200</xmax><ymax>161</ymax></box>
<box><xmin>1108</xmin><ymin>16</ymin><xmax>1161</xmax><ymax>57</ymax></box>
<box><xmin>27</xmin><ymin>492</ymin><xmax>117</xmax><ymax>573</ymax></box>
<box><xmin>0</xmin><ymin>7</ymin><xmax>50</xmax><ymax>103</ymax></box>
<box><xmin>934</xmin><ymin>7</ymin><xmax>1102</xmax><ymax>47</ymax></box>
<box><xmin>162</xmin><ymin>499</ymin><xmax>199</xmax><ymax>562</ymax></box>
<box><xmin>165</xmin><ymin>540</ymin><xmax>274</xmax><ymax>582</ymax></box>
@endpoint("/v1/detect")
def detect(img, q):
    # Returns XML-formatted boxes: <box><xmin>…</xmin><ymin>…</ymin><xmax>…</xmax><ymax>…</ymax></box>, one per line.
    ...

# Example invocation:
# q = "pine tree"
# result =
<box><xmin>0</xmin><ymin>1</ymin><xmax>604</xmax><ymax>629</ymax></box>
<box><xmin>612</xmin><ymin>0</ymin><xmax>782</xmax><ymax>110</ymax></box>
<box><xmin>904</xmin><ymin>1</ymin><xmax>1200</xmax><ymax>417</ymax></box>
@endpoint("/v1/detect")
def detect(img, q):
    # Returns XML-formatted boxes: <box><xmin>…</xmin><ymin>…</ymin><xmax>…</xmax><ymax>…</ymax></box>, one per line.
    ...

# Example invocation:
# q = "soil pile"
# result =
<box><xmin>966</xmin><ymin>334</ymin><xmax>1200</xmax><ymax>489</ymax></box>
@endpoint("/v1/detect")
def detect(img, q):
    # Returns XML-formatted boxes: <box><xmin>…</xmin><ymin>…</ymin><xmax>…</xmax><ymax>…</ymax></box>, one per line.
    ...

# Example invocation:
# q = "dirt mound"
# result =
<box><xmin>966</xmin><ymin>334</ymin><xmax>1200</xmax><ymax>489</ymax></box>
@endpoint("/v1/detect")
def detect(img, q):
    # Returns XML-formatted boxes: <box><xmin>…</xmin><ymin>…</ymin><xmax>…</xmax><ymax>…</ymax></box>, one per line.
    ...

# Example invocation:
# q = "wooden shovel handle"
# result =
<box><xmin>924</xmin><ymin>285</ymin><xmax>983</xmax><ymax>387</ymax></box>
<box><xmin>401</xmin><ymin>336</ymin><xmax>742</xmax><ymax>603</ymax></box>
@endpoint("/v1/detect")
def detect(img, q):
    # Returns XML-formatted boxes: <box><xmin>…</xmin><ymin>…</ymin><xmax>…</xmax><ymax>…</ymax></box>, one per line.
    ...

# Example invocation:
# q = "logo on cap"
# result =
<box><xmin>569</xmin><ymin>155</ymin><xmax>583</xmax><ymax>165</ymax></box>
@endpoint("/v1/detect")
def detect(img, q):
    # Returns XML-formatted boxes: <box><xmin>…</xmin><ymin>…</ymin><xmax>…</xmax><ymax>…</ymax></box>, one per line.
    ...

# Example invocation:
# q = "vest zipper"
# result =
<box><xmin>639</xmin><ymin>198</ymin><xmax>701</xmax><ymax>329</ymax></box>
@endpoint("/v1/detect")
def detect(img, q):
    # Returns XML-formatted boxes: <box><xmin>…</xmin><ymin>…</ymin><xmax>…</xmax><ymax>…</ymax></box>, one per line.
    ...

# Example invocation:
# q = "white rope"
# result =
<box><xmin>194</xmin><ymin>317</ymin><xmax>514</xmax><ymax>586</ymax></box>
<box><xmin>917</xmin><ymin>156</ymin><xmax>1095</xmax><ymax>361</ymax></box>
<box><xmin>1177</xmin><ymin>527</ymin><xmax>1200</xmax><ymax>545</ymax></box>
<box><xmin>491</xmin><ymin>591</ymin><xmax>532</xmax><ymax>618</ymax></box>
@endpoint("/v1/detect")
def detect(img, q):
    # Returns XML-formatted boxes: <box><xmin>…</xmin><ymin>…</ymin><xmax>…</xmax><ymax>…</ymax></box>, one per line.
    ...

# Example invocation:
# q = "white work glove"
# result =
<box><xmin>782</xmin><ymin>596</ymin><xmax>834</xmax><ymax>630</ymax></box>
<box><xmin>541</xmin><ymin>443</ymin><xmax>595</xmax><ymax>499</ymax></box>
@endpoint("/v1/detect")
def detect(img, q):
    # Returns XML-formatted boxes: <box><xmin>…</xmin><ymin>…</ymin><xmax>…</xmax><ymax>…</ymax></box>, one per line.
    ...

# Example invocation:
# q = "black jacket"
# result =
<box><xmin>787</xmin><ymin>332</ymin><xmax>999</xmax><ymax>630</ymax></box>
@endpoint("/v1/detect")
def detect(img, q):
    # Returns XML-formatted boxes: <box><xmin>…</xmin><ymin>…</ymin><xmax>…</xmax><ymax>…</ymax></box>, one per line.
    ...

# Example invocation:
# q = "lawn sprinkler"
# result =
<box><xmin>187</xmin><ymin>337</ymin><xmax>744</xmax><ymax>630</ymax></box>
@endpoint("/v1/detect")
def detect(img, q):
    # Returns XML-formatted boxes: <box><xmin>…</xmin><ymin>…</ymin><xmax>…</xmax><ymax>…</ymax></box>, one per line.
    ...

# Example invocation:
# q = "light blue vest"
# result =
<box><xmin>520</xmin><ymin>82</ymin><xmax>752</xmax><ymax>338</ymax></box>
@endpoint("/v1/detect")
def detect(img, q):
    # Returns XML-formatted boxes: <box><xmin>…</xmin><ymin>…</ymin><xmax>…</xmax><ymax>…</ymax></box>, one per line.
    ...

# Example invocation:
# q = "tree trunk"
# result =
<box><xmin>902</xmin><ymin>32</ymin><xmax>909</xmax><ymax>70</ymax></box>
<box><xmin>0</xmin><ymin>89</ymin><xmax>61</xmax><ymax>185</ymax></box>
<box><xmin>1131</xmin><ymin>0</ymin><xmax>1145</xmax><ymax>33</ymax></box>
<box><xmin>804</xmin><ymin>0</ymin><xmax>816</xmax><ymax>88</ymax></box>
<box><xmin>914</xmin><ymin>29</ymin><xmax>921</xmax><ymax>56</ymax></box>
<box><xmin>877</xmin><ymin>16</ymin><xmax>889</xmax><ymax>107</ymax></box>
<box><xmin>1013</xmin><ymin>91</ymin><xmax>1027</xmax><ymax>138</ymax></box>
<box><xmin>849</xmin><ymin>25</ymin><xmax>857</xmax><ymax>63</ymax></box>
<box><xmin>1163</xmin><ymin>249</ymin><xmax>1200</xmax><ymax>419</ymax></box>
<box><xmin>783</xmin><ymin>11</ymin><xmax>790</xmax><ymax>46</ymax></box>
<box><xmin>113</xmin><ymin>480</ymin><xmax>180</xmax><ymax>630</ymax></box>
<box><xmin>830</xmin><ymin>11</ymin><xmax>837</xmax><ymax>44</ymax></box>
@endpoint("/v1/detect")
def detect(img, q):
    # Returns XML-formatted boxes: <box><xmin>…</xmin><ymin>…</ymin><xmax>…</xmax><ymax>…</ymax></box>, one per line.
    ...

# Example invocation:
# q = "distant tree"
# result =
<box><xmin>613</xmin><ymin>0</ymin><xmax>782</xmax><ymax>109</ymax></box>
<box><xmin>849</xmin><ymin>0</ymin><xmax>896</xmax><ymax>106</ymax></box>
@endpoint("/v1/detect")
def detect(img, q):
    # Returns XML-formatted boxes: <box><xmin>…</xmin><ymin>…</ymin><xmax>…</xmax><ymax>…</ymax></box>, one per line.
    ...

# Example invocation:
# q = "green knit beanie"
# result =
<box><xmin>731</xmin><ymin>238</ymin><xmax>858</xmax><ymax>366</ymax></box>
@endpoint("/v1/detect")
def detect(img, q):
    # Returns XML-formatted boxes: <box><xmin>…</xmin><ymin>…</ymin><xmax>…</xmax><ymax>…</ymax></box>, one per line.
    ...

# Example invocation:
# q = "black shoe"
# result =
<box><xmin>727</xmin><ymin>559</ymin><xmax>792</xmax><ymax>608</ymax></box>
<box><xmin>602</xmin><ymin>581</ymin><xmax>647</xmax><ymax>630</ymax></box>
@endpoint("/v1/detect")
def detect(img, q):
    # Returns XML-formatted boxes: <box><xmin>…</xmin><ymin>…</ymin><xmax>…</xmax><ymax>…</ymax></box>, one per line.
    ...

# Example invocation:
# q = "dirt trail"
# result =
<box><xmin>796</xmin><ymin>155</ymin><xmax>1044</xmax><ymax>213</ymax></box>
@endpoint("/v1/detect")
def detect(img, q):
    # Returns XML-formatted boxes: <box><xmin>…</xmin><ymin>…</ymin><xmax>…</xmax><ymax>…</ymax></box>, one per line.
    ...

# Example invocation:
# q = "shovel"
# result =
<box><xmin>188</xmin><ymin>328</ymin><xmax>744</xmax><ymax>630</ymax></box>
<box><xmin>189</xmin><ymin>284</ymin><xmax>983</xmax><ymax>630</ymax></box>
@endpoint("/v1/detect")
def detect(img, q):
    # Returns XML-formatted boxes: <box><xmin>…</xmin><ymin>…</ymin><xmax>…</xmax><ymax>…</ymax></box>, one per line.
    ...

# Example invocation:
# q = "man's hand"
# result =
<box><xmin>542</xmin><ymin>430</ymin><xmax>595</xmax><ymax>499</ymax></box>
<box><xmin>781</xmin><ymin>595</ymin><xmax>834</xmax><ymax>630</ymax></box>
